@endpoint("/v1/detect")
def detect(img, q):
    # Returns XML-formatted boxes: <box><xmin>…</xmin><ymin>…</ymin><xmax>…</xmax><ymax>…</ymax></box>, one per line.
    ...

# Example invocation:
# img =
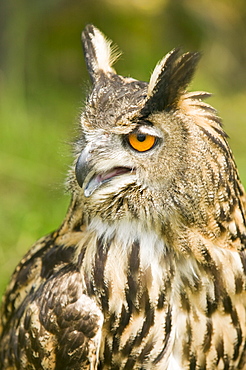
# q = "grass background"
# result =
<box><xmin>1</xmin><ymin>0</ymin><xmax>246</xmax><ymax>297</ymax></box>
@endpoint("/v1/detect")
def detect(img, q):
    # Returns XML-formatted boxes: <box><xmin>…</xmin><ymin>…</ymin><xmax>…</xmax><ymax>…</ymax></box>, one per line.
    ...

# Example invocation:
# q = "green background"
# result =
<box><xmin>1</xmin><ymin>0</ymin><xmax>246</xmax><ymax>297</ymax></box>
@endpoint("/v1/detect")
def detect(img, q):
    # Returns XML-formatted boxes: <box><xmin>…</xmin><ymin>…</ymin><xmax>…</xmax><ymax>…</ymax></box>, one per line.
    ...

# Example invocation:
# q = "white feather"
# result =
<box><xmin>90</xmin><ymin>27</ymin><xmax>121</xmax><ymax>74</ymax></box>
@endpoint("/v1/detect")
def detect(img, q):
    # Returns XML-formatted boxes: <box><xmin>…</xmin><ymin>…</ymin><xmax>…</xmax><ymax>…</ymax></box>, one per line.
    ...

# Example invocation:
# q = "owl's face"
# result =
<box><xmin>75</xmin><ymin>82</ymin><xmax>189</xmax><ymax>222</ymax></box>
<box><xmin>72</xmin><ymin>25</ymin><xmax>235</xmax><ymax>232</ymax></box>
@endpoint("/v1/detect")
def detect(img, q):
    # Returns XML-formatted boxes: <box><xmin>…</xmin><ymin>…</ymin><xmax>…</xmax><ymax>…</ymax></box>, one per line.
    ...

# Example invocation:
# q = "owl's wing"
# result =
<box><xmin>0</xmin><ymin>230</ymin><xmax>103</xmax><ymax>370</ymax></box>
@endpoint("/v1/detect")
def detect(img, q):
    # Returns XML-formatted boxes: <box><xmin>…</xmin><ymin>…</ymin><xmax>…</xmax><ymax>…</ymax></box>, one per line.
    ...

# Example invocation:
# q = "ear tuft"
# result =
<box><xmin>82</xmin><ymin>24</ymin><xmax>121</xmax><ymax>83</ymax></box>
<box><xmin>142</xmin><ymin>49</ymin><xmax>201</xmax><ymax>116</ymax></box>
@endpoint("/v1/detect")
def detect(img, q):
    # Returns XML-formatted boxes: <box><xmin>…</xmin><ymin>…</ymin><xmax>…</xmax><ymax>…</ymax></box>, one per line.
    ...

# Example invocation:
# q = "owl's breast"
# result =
<box><xmin>78</xmin><ymin>218</ymin><xmax>246</xmax><ymax>369</ymax></box>
<box><xmin>80</xmin><ymin>219</ymin><xmax>177</xmax><ymax>368</ymax></box>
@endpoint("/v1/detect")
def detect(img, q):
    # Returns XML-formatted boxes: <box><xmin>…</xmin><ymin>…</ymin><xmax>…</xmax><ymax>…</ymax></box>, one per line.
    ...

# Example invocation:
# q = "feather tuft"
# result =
<box><xmin>82</xmin><ymin>24</ymin><xmax>121</xmax><ymax>83</ymax></box>
<box><xmin>141</xmin><ymin>49</ymin><xmax>201</xmax><ymax>116</ymax></box>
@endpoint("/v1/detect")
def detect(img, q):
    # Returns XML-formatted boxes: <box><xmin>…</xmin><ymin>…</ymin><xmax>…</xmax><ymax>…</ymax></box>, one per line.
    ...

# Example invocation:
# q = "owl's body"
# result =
<box><xmin>1</xmin><ymin>25</ymin><xmax>246</xmax><ymax>370</ymax></box>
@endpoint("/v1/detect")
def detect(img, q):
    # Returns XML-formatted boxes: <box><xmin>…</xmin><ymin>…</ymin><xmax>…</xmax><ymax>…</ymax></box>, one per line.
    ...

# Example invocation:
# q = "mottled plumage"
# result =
<box><xmin>1</xmin><ymin>24</ymin><xmax>246</xmax><ymax>369</ymax></box>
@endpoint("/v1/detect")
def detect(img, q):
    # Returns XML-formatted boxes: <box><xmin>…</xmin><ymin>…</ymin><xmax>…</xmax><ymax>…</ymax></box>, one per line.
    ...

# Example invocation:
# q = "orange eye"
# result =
<box><xmin>128</xmin><ymin>133</ymin><xmax>156</xmax><ymax>152</ymax></box>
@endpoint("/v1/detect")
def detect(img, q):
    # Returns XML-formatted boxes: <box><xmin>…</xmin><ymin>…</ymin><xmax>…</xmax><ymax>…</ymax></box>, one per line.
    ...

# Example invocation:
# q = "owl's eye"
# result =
<box><xmin>127</xmin><ymin>133</ymin><xmax>156</xmax><ymax>152</ymax></box>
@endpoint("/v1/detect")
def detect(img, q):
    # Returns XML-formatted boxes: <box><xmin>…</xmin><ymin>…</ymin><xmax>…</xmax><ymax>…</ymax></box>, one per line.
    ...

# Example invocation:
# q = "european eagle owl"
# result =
<box><xmin>1</xmin><ymin>24</ymin><xmax>246</xmax><ymax>370</ymax></box>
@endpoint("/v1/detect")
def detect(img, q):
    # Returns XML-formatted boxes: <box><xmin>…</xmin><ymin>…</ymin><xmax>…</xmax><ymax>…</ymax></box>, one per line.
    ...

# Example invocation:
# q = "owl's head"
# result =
<box><xmin>71</xmin><ymin>25</ymin><xmax>245</xmax><ymax>242</ymax></box>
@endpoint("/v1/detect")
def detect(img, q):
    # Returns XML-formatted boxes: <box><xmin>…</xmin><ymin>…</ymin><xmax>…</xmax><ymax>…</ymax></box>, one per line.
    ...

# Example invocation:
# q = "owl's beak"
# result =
<box><xmin>75</xmin><ymin>146</ymin><xmax>134</xmax><ymax>197</ymax></box>
<box><xmin>75</xmin><ymin>145</ymin><xmax>93</xmax><ymax>190</ymax></box>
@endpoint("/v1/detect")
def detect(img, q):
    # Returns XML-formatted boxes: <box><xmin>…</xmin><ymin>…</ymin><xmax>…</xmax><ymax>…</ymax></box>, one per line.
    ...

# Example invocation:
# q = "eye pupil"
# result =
<box><xmin>136</xmin><ymin>134</ymin><xmax>146</xmax><ymax>142</ymax></box>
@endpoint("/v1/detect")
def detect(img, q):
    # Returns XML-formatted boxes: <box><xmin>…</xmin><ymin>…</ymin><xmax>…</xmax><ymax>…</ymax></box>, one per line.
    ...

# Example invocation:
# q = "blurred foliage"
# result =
<box><xmin>0</xmin><ymin>0</ymin><xmax>246</xmax><ymax>296</ymax></box>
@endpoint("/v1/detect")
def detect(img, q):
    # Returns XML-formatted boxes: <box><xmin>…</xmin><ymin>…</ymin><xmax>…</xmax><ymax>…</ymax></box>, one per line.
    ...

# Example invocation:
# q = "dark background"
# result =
<box><xmin>1</xmin><ymin>0</ymin><xmax>246</xmax><ymax>296</ymax></box>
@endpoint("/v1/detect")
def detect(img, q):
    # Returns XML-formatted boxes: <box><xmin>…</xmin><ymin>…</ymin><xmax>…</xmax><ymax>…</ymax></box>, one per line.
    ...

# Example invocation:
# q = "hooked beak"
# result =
<box><xmin>75</xmin><ymin>145</ymin><xmax>134</xmax><ymax>197</ymax></box>
<box><xmin>75</xmin><ymin>145</ymin><xmax>93</xmax><ymax>190</ymax></box>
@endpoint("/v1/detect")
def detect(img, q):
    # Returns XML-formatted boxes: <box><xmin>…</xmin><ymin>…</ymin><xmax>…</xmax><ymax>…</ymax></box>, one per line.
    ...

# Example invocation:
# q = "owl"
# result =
<box><xmin>1</xmin><ymin>24</ymin><xmax>246</xmax><ymax>370</ymax></box>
